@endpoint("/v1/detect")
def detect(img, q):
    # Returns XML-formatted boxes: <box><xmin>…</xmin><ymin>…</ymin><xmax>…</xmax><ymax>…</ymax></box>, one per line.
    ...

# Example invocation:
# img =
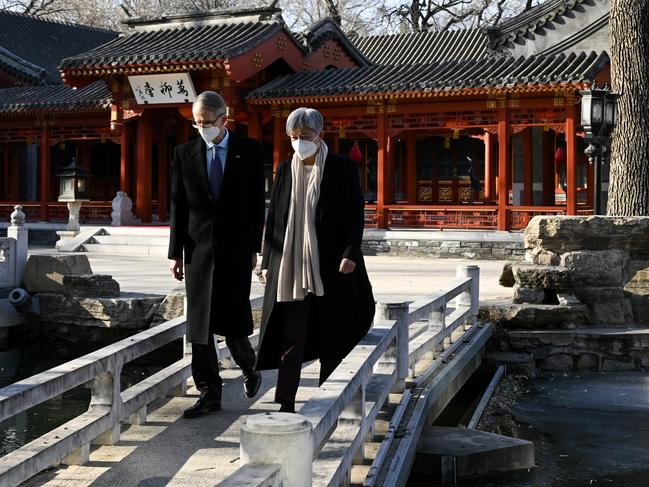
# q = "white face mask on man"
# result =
<box><xmin>198</xmin><ymin>125</ymin><xmax>221</xmax><ymax>145</ymax></box>
<box><xmin>292</xmin><ymin>138</ymin><xmax>319</xmax><ymax>160</ymax></box>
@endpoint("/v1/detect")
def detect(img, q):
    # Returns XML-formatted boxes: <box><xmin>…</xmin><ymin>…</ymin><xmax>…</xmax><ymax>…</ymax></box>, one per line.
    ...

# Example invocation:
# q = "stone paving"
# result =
<box><xmin>20</xmin><ymin>249</ymin><xmax>513</xmax><ymax>486</ymax></box>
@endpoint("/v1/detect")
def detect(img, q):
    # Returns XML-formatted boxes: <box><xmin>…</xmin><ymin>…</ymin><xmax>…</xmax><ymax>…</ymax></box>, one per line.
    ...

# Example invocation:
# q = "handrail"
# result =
<box><xmin>0</xmin><ymin>298</ymin><xmax>263</xmax><ymax>487</ymax></box>
<box><xmin>220</xmin><ymin>264</ymin><xmax>481</xmax><ymax>487</ymax></box>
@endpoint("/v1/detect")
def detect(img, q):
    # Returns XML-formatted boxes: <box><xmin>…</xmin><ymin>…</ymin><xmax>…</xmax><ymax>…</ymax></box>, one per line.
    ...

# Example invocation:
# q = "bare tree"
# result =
<box><xmin>606</xmin><ymin>0</ymin><xmax>649</xmax><ymax>215</ymax></box>
<box><xmin>380</xmin><ymin>0</ymin><xmax>543</xmax><ymax>33</ymax></box>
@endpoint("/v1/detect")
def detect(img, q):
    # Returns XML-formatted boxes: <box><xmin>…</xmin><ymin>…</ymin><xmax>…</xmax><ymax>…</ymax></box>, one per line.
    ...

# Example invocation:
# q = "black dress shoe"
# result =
<box><xmin>279</xmin><ymin>402</ymin><xmax>295</xmax><ymax>413</ymax></box>
<box><xmin>243</xmin><ymin>370</ymin><xmax>262</xmax><ymax>398</ymax></box>
<box><xmin>183</xmin><ymin>393</ymin><xmax>221</xmax><ymax>419</ymax></box>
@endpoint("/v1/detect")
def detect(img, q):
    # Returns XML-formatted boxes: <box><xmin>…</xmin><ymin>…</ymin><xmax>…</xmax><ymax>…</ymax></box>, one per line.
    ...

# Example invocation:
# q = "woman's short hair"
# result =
<box><xmin>193</xmin><ymin>91</ymin><xmax>226</xmax><ymax>116</ymax></box>
<box><xmin>286</xmin><ymin>108</ymin><xmax>324</xmax><ymax>135</ymax></box>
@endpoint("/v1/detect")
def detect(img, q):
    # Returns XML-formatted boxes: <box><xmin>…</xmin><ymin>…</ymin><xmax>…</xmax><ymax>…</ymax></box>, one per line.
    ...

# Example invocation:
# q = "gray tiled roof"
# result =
<box><xmin>0</xmin><ymin>80</ymin><xmax>111</xmax><ymax>114</ymax></box>
<box><xmin>302</xmin><ymin>18</ymin><xmax>370</xmax><ymax>66</ymax></box>
<box><xmin>60</xmin><ymin>20</ymin><xmax>291</xmax><ymax>70</ymax></box>
<box><xmin>487</xmin><ymin>0</ymin><xmax>588</xmax><ymax>51</ymax></box>
<box><xmin>0</xmin><ymin>10</ymin><xmax>118</xmax><ymax>84</ymax></box>
<box><xmin>248</xmin><ymin>50</ymin><xmax>608</xmax><ymax>100</ymax></box>
<box><xmin>0</xmin><ymin>47</ymin><xmax>48</xmax><ymax>85</ymax></box>
<box><xmin>355</xmin><ymin>29</ymin><xmax>490</xmax><ymax>66</ymax></box>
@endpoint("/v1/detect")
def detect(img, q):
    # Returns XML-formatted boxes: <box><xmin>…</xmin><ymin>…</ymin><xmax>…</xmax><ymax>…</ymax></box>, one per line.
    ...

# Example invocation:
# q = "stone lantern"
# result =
<box><xmin>55</xmin><ymin>158</ymin><xmax>91</xmax><ymax>250</ymax></box>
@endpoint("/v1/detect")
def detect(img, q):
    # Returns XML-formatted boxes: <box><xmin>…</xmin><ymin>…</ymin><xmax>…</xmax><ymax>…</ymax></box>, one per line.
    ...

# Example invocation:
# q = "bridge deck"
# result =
<box><xmin>22</xmin><ymin>365</ymin><xmax>321</xmax><ymax>486</ymax></box>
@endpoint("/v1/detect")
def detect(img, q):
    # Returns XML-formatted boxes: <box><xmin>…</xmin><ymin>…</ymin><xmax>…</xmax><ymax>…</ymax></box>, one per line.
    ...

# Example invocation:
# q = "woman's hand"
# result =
<box><xmin>339</xmin><ymin>258</ymin><xmax>356</xmax><ymax>274</ymax></box>
<box><xmin>169</xmin><ymin>258</ymin><xmax>184</xmax><ymax>281</ymax></box>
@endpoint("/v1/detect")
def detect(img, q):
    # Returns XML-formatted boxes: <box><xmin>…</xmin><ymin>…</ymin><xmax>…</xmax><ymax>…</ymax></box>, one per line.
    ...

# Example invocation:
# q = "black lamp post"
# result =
<box><xmin>580</xmin><ymin>82</ymin><xmax>620</xmax><ymax>215</ymax></box>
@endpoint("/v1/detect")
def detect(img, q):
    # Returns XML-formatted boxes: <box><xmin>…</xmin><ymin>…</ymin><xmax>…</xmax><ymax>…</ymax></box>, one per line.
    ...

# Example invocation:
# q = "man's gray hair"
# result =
<box><xmin>193</xmin><ymin>91</ymin><xmax>226</xmax><ymax>115</ymax></box>
<box><xmin>286</xmin><ymin>107</ymin><xmax>324</xmax><ymax>135</ymax></box>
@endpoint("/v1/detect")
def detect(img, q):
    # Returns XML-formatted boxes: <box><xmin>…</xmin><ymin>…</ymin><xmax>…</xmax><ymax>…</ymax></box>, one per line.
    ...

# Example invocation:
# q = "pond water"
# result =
<box><xmin>0</xmin><ymin>335</ymin><xmax>182</xmax><ymax>457</ymax></box>
<box><xmin>463</xmin><ymin>371</ymin><xmax>649</xmax><ymax>487</ymax></box>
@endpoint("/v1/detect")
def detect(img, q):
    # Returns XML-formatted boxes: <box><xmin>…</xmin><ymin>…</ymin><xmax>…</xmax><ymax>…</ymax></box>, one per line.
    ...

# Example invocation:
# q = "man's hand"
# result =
<box><xmin>339</xmin><ymin>258</ymin><xmax>356</xmax><ymax>274</ymax></box>
<box><xmin>252</xmin><ymin>252</ymin><xmax>258</xmax><ymax>271</ymax></box>
<box><xmin>169</xmin><ymin>258</ymin><xmax>184</xmax><ymax>281</ymax></box>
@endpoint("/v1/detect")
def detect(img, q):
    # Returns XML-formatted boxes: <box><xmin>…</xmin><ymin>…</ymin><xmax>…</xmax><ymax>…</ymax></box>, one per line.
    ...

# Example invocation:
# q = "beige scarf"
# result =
<box><xmin>277</xmin><ymin>140</ymin><xmax>328</xmax><ymax>302</ymax></box>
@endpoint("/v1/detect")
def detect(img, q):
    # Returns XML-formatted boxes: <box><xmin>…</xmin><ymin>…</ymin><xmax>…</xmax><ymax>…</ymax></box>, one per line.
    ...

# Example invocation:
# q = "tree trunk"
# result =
<box><xmin>607</xmin><ymin>0</ymin><xmax>649</xmax><ymax>215</ymax></box>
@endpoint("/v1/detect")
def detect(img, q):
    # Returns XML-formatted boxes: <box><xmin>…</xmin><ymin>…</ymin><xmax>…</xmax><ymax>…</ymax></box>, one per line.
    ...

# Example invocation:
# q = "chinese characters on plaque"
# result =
<box><xmin>128</xmin><ymin>73</ymin><xmax>197</xmax><ymax>105</ymax></box>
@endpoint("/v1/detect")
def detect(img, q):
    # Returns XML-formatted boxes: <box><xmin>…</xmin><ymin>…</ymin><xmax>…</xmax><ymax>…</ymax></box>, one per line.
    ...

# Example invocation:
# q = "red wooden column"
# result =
<box><xmin>386</xmin><ymin>135</ymin><xmax>394</xmax><ymax>204</ymax></box>
<box><xmin>136</xmin><ymin>111</ymin><xmax>152</xmax><ymax>223</ymax></box>
<box><xmin>542</xmin><ymin>130</ymin><xmax>555</xmax><ymax>205</ymax></box>
<box><xmin>39</xmin><ymin>125</ymin><xmax>50</xmax><ymax>221</ymax></box>
<box><xmin>2</xmin><ymin>148</ymin><xmax>9</xmax><ymax>200</ymax></box>
<box><xmin>497</xmin><ymin>104</ymin><xmax>511</xmax><ymax>230</ymax></box>
<box><xmin>376</xmin><ymin>109</ymin><xmax>388</xmax><ymax>228</ymax></box>
<box><xmin>522</xmin><ymin>127</ymin><xmax>533</xmax><ymax>206</ymax></box>
<box><xmin>406</xmin><ymin>132</ymin><xmax>417</xmax><ymax>204</ymax></box>
<box><xmin>484</xmin><ymin>131</ymin><xmax>493</xmax><ymax>201</ymax></box>
<box><xmin>272</xmin><ymin>112</ymin><xmax>283</xmax><ymax>174</ymax></box>
<box><xmin>158</xmin><ymin>132</ymin><xmax>169</xmax><ymax>222</ymax></box>
<box><xmin>565</xmin><ymin>103</ymin><xmax>578</xmax><ymax>215</ymax></box>
<box><xmin>120</xmin><ymin>123</ymin><xmax>130</xmax><ymax>192</ymax></box>
<box><xmin>9</xmin><ymin>146</ymin><xmax>18</xmax><ymax>201</ymax></box>
<box><xmin>248</xmin><ymin>107</ymin><xmax>262</xmax><ymax>141</ymax></box>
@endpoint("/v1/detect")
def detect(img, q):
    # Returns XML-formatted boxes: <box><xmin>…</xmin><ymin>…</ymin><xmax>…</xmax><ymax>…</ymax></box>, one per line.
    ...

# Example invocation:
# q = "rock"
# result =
<box><xmin>524</xmin><ymin>247</ymin><xmax>560</xmax><ymax>266</ymax></box>
<box><xmin>511</xmin><ymin>264</ymin><xmax>573</xmax><ymax>291</ymax></box>
<box><xmin>24</xmin><ymin>254</ymin><xmax>92</xmax><ymax>293</ymax></box>
<box><xmin>601</xmin><ymin>358</ymin><xmax>636</xmax><ymax>371</ymax></box>
<box><xmin>524</xmin><ymin>215</ymin><xmax>649</xmax><ymax>258</ymax></box>
<box><xmin>575</xmin><ymin>287</ymin><xmax>634</xmax><ymax>325</ymax></box>
<box><xmin>151</xmin><ymin>287</ymin><xmax>185</xmax><ymax>325</ymax></box>
<box><xmin>624</xmin><ymin>260</ymin><xmax>649</xmax><ymax>295</ymax></box>
<box><xmin>539</xmin><ymin>353</ymin><xmax>574</xmax><ymax>370</ymax></box>
<box><xmin>561</xmin><ymin>250</ymin><xmax>625</xmax><ymax>287</ymax></box>
<box><xmin>480</xmin><ymin>304</ymin><xmax>591</xmax><ymax>330</ymax></box>
<box><xmin>499</xmin><ymin>263</ymin><xmax>515</xmax><ymax>288</ymax></box>
<box><xmin>32</xmin><ymin>293</ymin><xmax>163</xmax><ymax>329</ymax></box>
<box><xmin>513</xmin><ymin>285</ymin><xmax>544</xmax><ymax>304</ymax></box>
<box><xmin>557</xmin><ymin>293</ymin><xmax>580</xmax><ymax>306</ymax></box>
<box><xmin>576</xmin><ymin>353</ymin><xmax>599</xmax><ymax>370</ymax></box>
<box><xmin>62</xmin><ymin>274</ymin><xmax>120</xmax><ymax>298</ymax></box>
<box><xmin>627</xmin><ymin>294</ymin><xmax>649</xmax><ymax>325</ymax></box>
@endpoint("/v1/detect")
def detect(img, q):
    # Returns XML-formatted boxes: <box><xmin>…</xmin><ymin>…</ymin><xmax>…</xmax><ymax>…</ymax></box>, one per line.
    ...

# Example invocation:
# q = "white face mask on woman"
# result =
<box><xmin>198</xmin><ymin>125</ymin><xmax>221</xmax><ymax>145</ymax></box>
<box><xmin>292</xmin><ymin>138</ymin><xmax>319</xmax><ymax>160</ymax></box>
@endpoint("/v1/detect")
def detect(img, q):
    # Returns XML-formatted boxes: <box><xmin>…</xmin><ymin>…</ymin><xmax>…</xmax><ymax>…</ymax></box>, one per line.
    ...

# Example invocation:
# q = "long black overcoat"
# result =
<box><xmin>257</xmin><ymin>152</ymin><xmax>375</xmax><ymax>370</ymax></box>
<box><xmin>168</xmin><ymin>133</ymin><xmax>265</xmax><ymax>345</ymax></box>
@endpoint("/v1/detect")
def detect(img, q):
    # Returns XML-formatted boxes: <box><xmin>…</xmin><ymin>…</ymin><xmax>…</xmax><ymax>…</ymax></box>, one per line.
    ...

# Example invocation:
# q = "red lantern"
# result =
<box><xmin>349</xmin><ymin>141</ymin><xmax>362</xmax><ymax>163</ymax></box>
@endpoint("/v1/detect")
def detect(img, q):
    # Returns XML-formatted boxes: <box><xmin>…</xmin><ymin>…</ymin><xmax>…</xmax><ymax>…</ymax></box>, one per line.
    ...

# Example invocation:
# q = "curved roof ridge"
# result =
<box><xmin>0</xmin><ymin>9</ymin><xmax>117</xmax><ymax>35</ymax></box>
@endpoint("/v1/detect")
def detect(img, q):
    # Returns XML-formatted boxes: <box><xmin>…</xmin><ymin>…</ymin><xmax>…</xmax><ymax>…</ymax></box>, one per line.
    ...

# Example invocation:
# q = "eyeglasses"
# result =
<box><xmin>192</xmin><ymin>113</ymin><xmax>225</xmax><ymax>129</ymax></box>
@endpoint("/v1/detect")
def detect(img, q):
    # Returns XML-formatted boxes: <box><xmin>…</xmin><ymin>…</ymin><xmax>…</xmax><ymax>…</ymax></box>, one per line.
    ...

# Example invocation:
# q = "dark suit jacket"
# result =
<box><xmin>257</xmin><ymin>153</ymin><xmax>375</xmax><ymax>370</ymax></box>
<box><xmin>168</xmin><ymin>132</ymin><xmax>265</xmax><ymax>344</ymax></box>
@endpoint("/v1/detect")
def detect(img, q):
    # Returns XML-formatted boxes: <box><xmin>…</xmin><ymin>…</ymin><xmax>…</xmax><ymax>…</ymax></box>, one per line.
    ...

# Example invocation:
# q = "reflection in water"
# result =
<box><xmin>0</xmin><ymin>337</ymin><xmax>182</xmax><ymax>457</ymax></box>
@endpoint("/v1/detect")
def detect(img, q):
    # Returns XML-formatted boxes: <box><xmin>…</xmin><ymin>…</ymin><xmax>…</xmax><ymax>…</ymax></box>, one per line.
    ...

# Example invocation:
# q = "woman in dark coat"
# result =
<box><xmin>258</xmin><ymin>107</ymin><xmax>375</xmax><ymax>413</ymax></box>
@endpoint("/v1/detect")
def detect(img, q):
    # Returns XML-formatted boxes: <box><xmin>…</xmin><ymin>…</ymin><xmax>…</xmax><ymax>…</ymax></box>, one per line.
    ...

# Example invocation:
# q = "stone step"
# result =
<box><xmin>91</xmin><ymin>235</ymin><xmax>169</xmax><ymax>246</ymax></box>
<box><xmin>505</xmin><ymin>327</ymin><xmax>649</xmax><ymax>371</ymax></box>
<box><xmin>81</xmin><ymin>243</ymin><xmax>167</xmax><ymax>256</ymax></box>
<box><xmin>409</xmin><ymin>426</ymin><xmax>534</xmax><ymax>483</ymax></box>
<box><xmin>483</xmin><ymin>351</ymin><xmax>535</xmax><ymax>376</ymax></box>
<box><xmin>102</xmin><ymin>226</ymin><xmax>170</xmax><ymax>237</ymax></box>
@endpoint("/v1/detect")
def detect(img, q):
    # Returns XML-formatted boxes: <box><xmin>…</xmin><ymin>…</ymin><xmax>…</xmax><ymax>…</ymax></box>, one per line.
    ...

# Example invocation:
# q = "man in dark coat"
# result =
<box><xmin>168</xmin><ymin>91</ymin><xmax>264</xmax><ymax>418</ymax></box>
<box><xmin>257</xmin><ymin>108</ymin><xmax>375</xmax><ymax>413</ymax></box>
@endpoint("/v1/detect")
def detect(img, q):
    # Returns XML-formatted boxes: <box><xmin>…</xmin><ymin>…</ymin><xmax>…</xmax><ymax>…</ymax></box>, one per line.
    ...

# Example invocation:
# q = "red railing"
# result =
<box><xmin>507</xmin><ymin>206</ymin><xmax>569</xmax><ymax>230</ymax></box>
<box><xmin>385</xmin><ymin>205</ymin><xmax>499</xmax><ymax>230</ymax></box>
<box><xmin>0</xmin><ymin>202</ymin><xmax>113</xmax><ymax>224</ymax></box>
<box><xmin>364</xmin><ymin>204</ymin><xmax>378</xmax><ymax>228</ymax></box>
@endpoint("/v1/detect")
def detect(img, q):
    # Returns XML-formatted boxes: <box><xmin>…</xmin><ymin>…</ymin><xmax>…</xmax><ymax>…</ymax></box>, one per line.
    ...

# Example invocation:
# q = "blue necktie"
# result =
<box><xmin>210</xmin><ymin>146</ymin><xmax>224</xmax><ymax>201</ymax></box>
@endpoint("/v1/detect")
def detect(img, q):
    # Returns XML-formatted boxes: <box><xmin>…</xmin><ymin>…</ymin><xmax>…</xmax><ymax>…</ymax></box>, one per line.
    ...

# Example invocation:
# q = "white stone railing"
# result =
<box><xmin>0</xmin><ymin>204</ymin><xmax>28</xmax><ymax>290</ymax></box>
<box><xmin>220</xmin><ymin>265</ymin><xmax>480</xmax><ymax>487</ymax></box>
<box><xmin>0</xmin><ymin>296</ymin><xmax>263</xmax><ymax>487</ymax></box>
<box><xmin>0</xmin><ymin>237</ymin><xmax>16</xmax><ymax>289</ymax></box>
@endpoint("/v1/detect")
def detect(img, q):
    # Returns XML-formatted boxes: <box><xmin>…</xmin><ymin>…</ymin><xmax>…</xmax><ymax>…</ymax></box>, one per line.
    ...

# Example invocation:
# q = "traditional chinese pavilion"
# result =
<box><xmin>0</xmin><ymin>0</ymin><xmax>611</xmax><ymax>230</ymax></box>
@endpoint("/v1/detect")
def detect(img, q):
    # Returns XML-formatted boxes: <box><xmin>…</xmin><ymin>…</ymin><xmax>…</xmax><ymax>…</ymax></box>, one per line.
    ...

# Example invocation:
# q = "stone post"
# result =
<box><xmin>240</xmin><ymin>413</ymin><xmax>313</xmax><ymax>487</ymax></box>
<box><xmin>66</xmin><ymin>201</ymin><xmax>82</xmax><ymax>232</ymax></box>
<box><xmin>7</xmin><ymin>205</ymin><xmax>27</xmax><ymax>286</ymax></box>
<box><xmin>111</xmin><ymin>191</ymin><xmax>134</xmax><ymax>226</ymax></box>
<box><xmin>375</xmin><ymin>302</ymin><xmax>409</xmax><ymax>392</ymax></box>
<box><xmin>456</xmin><ymin>265</ymin><xmax>480</xmax><ymax>329</ymax></box>
<box><xmin>89</xmin><ymin>371</ymin><xmax>120</xmax><ymax>446</ymax></box>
